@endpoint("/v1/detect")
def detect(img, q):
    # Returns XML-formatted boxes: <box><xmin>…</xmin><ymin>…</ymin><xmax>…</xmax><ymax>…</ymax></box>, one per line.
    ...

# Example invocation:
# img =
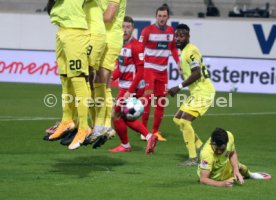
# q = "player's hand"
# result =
<box><xmin>124</xmin><ymin>91</ymin><xmax>131</xmax><ymax>99</ymax></box>
<box><xmin>168</xmin><ymin>86</ymin><xmax>180</xmax><ymax>97</ymax></box>
<box><xmin>234</xmin><ymin>171</ymin><xmax>244</xmax><ymax>185</ymax></box>
<box><xmin>221</xmin><ymin>178</ymin><xmax>234</xmax><ymax>187</ymax></box>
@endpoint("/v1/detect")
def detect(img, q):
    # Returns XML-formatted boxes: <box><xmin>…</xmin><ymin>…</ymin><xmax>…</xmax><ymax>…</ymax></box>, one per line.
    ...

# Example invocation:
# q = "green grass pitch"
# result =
<box><xmin>0</xmin><ymin>82</ymin><xmax>275</xmax><ymax>200</ymax></box>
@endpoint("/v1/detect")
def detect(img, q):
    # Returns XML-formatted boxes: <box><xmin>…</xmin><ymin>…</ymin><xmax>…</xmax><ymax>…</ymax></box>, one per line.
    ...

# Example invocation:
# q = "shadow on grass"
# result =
<box><xmin>50</xmin><ymin>155</ymin><xmax>126</xmax><ymax>178</ymax></box>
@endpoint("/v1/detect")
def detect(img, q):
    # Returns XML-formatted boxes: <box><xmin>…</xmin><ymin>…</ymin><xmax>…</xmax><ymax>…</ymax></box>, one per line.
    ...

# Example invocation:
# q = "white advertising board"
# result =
<box><xmin>0</xmin><ymin>49</ymin><xmax>59</xmax><ymax>84</ymax></box>
<box><xmin>168</xmin><ymin>56</ymin><xmax>276</xmax><ymax>94</ymax></box>
<box><xmin>1</xmin><ymin>49</ymin><xmax>275</xmax><ymax>94</ymax></box>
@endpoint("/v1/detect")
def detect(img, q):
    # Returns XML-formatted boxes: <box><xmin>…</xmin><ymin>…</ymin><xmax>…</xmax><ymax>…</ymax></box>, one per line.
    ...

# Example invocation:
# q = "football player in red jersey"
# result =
<box><xmin>109</xmin><ymin>16</ymin><xmax>157</xmax><ymax>154</ymax></box>
<box><xmin>139</xmin><ymin>4</ymin><xmax>181</xmax><ymax>141</ymax></box>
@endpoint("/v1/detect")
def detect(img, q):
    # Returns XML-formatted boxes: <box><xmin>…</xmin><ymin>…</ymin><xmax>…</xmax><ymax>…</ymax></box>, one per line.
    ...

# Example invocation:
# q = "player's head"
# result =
<box><xmin>123</xmin><ymin>16</ymin><xmax>134</xmax><ymax>43</ymax></box>
<box><xmin>155</xmin><ymin>4</ymin><xmax>170</xmax><ymax>28</ymax></box>
<box><xmin>175</xmin><ymin>24</ymin><xmax>190</xmax><ymax>50</ymax></box>
<box><xmin>210</xmin><ymin>128</ymin><xmax>229</xmax><ymax>155</ymax></box>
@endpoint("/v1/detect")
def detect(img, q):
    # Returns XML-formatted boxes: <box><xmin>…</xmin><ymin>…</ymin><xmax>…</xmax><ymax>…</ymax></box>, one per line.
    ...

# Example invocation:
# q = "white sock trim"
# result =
<box><xmin>121</xmin><ymin>143</ymin><xmax>131</xmax><ymax>148</ymax></box>
<box><xmin>146</xmin><ymin>133</ymin><xmax>152</xmax><ymax>141</ymax></box>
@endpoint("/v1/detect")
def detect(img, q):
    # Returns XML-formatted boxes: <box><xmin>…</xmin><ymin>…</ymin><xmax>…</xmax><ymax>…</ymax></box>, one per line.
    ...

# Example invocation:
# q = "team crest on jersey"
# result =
<box><xmin>138</xmin><ymin>53</ymin><xmax>144</xmax><ymax>61</ymax></box>
<box><xmin>123</xmin><ymin>48</ymin><xmax>127</xmax><ymax>56</ymax></box>
<box><xmin>200</xmin><ymin>160</ymin><xmax>208</xmax><ymax>169</ymax></box>
<box><xmin>166</xmin><ymin>34</ymin><xmax>170</xmax><ymax>41</ymax></box>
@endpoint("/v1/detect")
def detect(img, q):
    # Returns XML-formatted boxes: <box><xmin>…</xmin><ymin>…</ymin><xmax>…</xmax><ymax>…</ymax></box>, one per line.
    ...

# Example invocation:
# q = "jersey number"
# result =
<box><xmin>87</xmin><ymin>45</ymin><xmax>93</xmax><ymax>56</ymax></box>
<box><xmin>201</xmin><ymin>66</ymin><xmax>210</xmax><ymax>79</ymax></box>
<box><xmin>69</xmin><ymin>60</ymin><xmax>82</xmax><ymax>70</ymax></box>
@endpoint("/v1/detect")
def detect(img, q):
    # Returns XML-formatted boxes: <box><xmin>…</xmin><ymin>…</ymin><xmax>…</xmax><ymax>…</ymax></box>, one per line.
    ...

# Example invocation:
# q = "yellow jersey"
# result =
<box><xmin>50</xmin><ymin>0</ymin><xmax>88</xmax><ymax>29</ymax></box>
<box><xmin>197</xmin><ymin>131</ymin><xmax>236</xmax><ymax>181</ymax></box>
<box><xmin>181</xmin><ymin>43</ymin><xmax>215</xmax><ymax>97</ymax></box>
<box><xmin>102</xmin><ymin>0</ymin><xmax>126</xmax><ymax>44</ymax></box>
<box><xmin>84</xmin><ymin>0</ymin><xmax>106</xmax><ymax>35</ymax></box>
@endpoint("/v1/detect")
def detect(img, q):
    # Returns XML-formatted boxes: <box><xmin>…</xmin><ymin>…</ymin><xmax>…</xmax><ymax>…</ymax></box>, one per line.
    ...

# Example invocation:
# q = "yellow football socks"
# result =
<box><xmin>195</xmin><ymin>133</ymin><xmax>203</xmax><ymax>149</ymax></box>
<box><xmin>60</xmin><ymin>76</ymin><xmax>73</xmax><ymax>122</ymax></box>
<box><xmin>104</xmin><ymin>88</ymin><xmax>112</xmax><ymax>128</ymax></box>
<box><xmin>179</xmin><ymin>119</ymin><xmax>197</xmax><ymax>158</ymax></box>
<box><xmin>94</xmin><ymin>83</ymin><xmax>106</xmax><ymax>128</ymax></box>
<box><xmin>89</xmin><ymin>88</ymin><xmax>96</xmax><ymax>128</ymax></box>
<box><xmin>71</xmin><ymin>77</ymin><xmax>89</xmax><ymax>131</ymax></box>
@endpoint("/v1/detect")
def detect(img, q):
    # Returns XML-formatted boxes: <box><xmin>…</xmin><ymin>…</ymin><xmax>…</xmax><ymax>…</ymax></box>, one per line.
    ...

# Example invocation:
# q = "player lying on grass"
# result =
<box><xmin>198</xmin><ymin>128</ymin><xmax>271</xmax><ymax>187</ymax></box>
<box><xmin>108</xmin><ymin>16</ymin><xmax>158</xmax><ymax>154</ymax></box>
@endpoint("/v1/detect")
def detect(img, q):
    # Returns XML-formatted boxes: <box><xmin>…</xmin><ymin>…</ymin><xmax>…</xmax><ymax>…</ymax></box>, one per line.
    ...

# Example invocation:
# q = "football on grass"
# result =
<box><xmin>122</xmin><ymin>97</ymin><xmax>144</xmax><ymax>120</ymax></box>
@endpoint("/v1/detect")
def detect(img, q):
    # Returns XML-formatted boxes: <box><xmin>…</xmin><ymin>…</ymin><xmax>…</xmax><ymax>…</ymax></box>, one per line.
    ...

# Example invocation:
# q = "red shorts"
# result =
<box><xmin>144</xmin><ymin>68</ymin><xmax>168</xmax><ymax>97</ymax></box>
<box><xmin>114</xmin><ymin>88</ymin><xmax>145</xmax><ymax>112</ymax></box>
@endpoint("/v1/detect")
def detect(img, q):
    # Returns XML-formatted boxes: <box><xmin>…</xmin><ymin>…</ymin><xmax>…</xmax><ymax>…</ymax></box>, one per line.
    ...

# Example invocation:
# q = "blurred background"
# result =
<box><xmin>0</xmin><ymin>0</ymin><xmax>275</xmax><ymax>18</ymax></box>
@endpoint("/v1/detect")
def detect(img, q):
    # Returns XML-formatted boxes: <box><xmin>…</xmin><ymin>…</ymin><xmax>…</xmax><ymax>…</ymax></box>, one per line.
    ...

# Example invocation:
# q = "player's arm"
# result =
<box><xmin>126</xmin><ymin>44</ymin><xmax>144</xmax><ymax>98</ymax></box>
<box><xmin>139</xmin><ymin>28</ymin><xmax>149</xmax><ymax>48</ymax></box>
<box><xmin>168</xmin><ymin>50</ymin><xmax>201</xmax><ymax>97</ymax></box>
<box><xmin>229</xmin><ymin>151</ymin><xmax>244</xmax><ymax>184</ymax></box>
<box><xmin>46</xmin><ymin>0</ymin><xmax>55</xmax><ymax>15</ymax></box>
<box><xmin>200</xmin><ymin>171</ymin><xmax>234</xmax><ymax>187</ymax></box>
<box><xmin>103</xmin><ymin>1</ymin><xmax>120</xmax><ymax>23</ymax></box>
<box><xmin>168</xmin><ymin>67</ymin><xmax>200</xmax><ymax>97</ymax></box>
<box><xmin>171</xmin><ymin>38</ymin><xmax>181</xmax><ymax>71</ymax></box>
<box><xmin>112</xmin><ymin>60</ymin><xmax>121</xmax><ymax>81</ymax></box>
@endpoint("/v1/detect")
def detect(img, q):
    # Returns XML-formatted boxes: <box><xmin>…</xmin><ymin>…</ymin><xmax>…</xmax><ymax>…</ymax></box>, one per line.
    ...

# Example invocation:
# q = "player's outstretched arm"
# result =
<box><xmin>103</xmin><ymin>2</ymin><xmax>119</xmax><ymax>23</ymax></box>
<box><xmin>200</xmin><ymin>171</ymin><xmax>234</xmax><ymax>187</ymax></box>
<box><xmin>168</xmin><ymin>66</ymin><xmax>201</xmax><ymax>97</ymax></box>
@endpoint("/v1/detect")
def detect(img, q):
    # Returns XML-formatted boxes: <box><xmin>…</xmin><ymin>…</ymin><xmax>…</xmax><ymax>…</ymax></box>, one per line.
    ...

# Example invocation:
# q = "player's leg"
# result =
<box><xmin>179</xmin><ymin>112</ymin><xmax>198</xmax><ymax>165</ymax></box>
<box><xmin>88</xmin><ymin>34</ymin><xmax>107</xmax><ymax>130</ymax></box>
<box><xmin>60</xmin><ymin>28</ymin><xmax>91</xmax><ymax>150</ymax></box>
<box><xmin>141</xmin><ymin>69</ymin><xmax>154</xmax><ymax>129</ymax></box>
<box><xmin>48</xmin><ymin>31</ymin><xmax>76</xmax><ymax>140</ymax></box>
<box><xmin>109</xmin><ymin>90</ymin><xmax>131</xmax><ymax>152</ymax></box>
<box><xmin>92</xmin><ymin>45</ymin><xmax>120</xmax><ymax>148</ymax></box>
<box><xmin>152</xmin><ymin>74</ymin><xmax>168</xmax><ymax>141</ymax></box>
<box><xmin>179</xmin><ymin>96</ymin><xmax>213</xmax><ymax>165</ymax></box>
<box><xmin>93</xmin><ymin>44</ymin><xmax>115</xmax><ymax>137</ymax></box>
<box><xmin>174</xmin><ymin>110</ymin><xmax>203</xmax><ymax>150</ymax></box>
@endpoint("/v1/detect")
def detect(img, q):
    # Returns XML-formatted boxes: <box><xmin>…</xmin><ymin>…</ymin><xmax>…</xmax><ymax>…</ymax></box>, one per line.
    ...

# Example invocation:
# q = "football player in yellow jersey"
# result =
<box><xmin>46</xmin><ymin>0</ymin><xmax>91</xmax><ymax>150</ymax></box>
<box><xmin>198</xmin><ymin>128</ymin><xmax>271</xmax><ymax>187</ymax></box>
<box><xmin>83</xmin><ymin>0</ymin><xmax>107</xmax><ymax>133</ymax></box>
<box><xmin>168</xmin><ymin>24</ymin><xmax>216</xmax><ymax>166</ymax></box>
<box><xmin>91</xmin><ymin>0</ymin><xmax>126</xmax><ymax>148</ymax></box>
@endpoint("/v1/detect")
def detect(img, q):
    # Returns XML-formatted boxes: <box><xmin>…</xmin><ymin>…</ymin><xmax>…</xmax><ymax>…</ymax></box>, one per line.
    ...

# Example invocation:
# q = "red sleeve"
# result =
<box><xmin>139</xmin><ymin>27</ymin><xmax>149</xmax><ymax>49</ymax></box>
<box><xmin>112</xmin><ymin>60</ymin><xmax>121</xmax><ymax>80</ymax></box>
<box><xmin>128</xmin><ymin>42</ymin><xmax>144</xmax><ymax>93</ymax></box>
<box><xmin>171</xmin><ymin>40</ymin><xmax>180</xmax><ymax>63</ymax></box>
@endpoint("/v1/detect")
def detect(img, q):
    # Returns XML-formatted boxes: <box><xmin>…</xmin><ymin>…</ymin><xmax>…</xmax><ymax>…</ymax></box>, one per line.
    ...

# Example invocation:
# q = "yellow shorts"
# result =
<box><xmin>100</xmin><ymin>42</ymin><xmax>122</xmax><ymax>72</ymax></box>
<box><xmin>89</xmin><ymin>34</ymin><xmax>107</xmax><ymax>71</ymax></box>
<box><xmin>180</xmin><ymin>94</ymin><xmax>215</xmax><ymax>118</ymax></box>
<box><xmin>56</xmin><ymin>28</ymin><xmax>91</xmax><ymax>78</ymax></box>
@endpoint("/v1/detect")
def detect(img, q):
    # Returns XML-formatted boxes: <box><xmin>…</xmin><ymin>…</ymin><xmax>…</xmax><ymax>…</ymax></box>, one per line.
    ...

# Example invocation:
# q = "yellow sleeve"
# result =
<box><xmin>187</xmin><ymin>46</ymin><xmax>201</xmax><ymax>70</ymax></box>
<box><xmin>227</xmin><ymin>131</ymin><xmax>236</xmax><ymax>151</ymax></box>
<box><xmin>199</xmin><ymin>151</ymin><xmax>214</xmax><ymax>172</ymax></box>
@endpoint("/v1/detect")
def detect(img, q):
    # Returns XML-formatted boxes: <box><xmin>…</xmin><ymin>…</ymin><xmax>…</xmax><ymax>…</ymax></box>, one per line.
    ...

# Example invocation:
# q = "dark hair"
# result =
<box><xmin>124</xmin><ymin>16</ymin><xmax>134</xmax><ymax>25</ymax></box>
<box><xmin>176</xmin><ymin>24</ymin><xmax>190</xmax><ymax>32</ymax></box>
<box><xmin>156</xmin><ymin>4</ymin><xmax>170</xmax><ymax>16</ymax></box>
<box><xmin>211</xmin><ymin>128</ymin><xmax>228</xmax><ymax>147</ymax></box>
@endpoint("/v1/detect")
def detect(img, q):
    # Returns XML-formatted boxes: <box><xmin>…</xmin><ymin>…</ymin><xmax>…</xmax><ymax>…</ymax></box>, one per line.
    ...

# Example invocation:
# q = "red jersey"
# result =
<box><xmin>139</xmin><ymin>24</ymin><xmax>179</xmax><ymax>73</ymax></box>
<box><xmin>112</xmin><ymin>37</ymin><xmax>145</xmax><ymax>93</ymax></box>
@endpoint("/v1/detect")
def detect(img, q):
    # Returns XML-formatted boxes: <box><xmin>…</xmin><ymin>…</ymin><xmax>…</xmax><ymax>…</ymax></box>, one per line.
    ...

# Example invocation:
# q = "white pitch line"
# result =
<box><xmin>0</xmin><ymin>112</ymin><xmax>276</xmax><ymax>121</ymax></box>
